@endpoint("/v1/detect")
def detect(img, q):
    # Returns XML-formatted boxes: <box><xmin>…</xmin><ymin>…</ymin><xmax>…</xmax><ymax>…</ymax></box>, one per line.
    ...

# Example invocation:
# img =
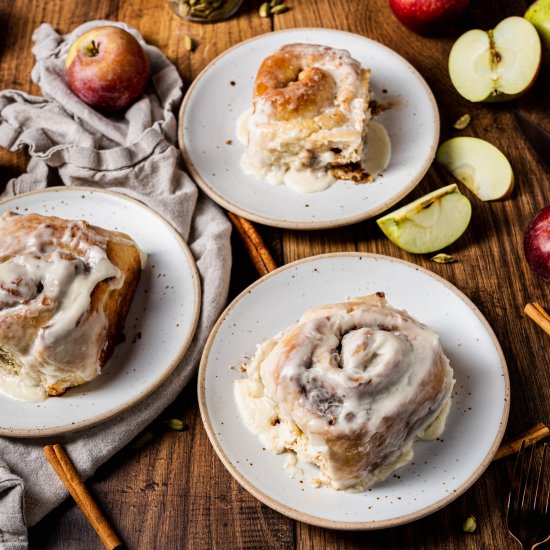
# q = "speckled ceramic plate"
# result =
<box><xmin>0</xmin><ymin>187</ymin><xmax>201</xmax><ymax>437</ymax></box>
<box><xmin>199</xmin><ymin>253</ymin><xmax>509</xmax><ymax>529</ymax></box>
<box><xmin>179</xmin><ymin>28</ymin><xmax>439</xmax><ymax>229</ymax></box>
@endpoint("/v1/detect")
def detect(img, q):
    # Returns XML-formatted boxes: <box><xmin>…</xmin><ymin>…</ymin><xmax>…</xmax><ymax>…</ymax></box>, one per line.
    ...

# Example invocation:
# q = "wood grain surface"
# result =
<box><xmin>0</xmin><ymin>0</ymin><xmax>548</xmax><ymax>548</ymax></box>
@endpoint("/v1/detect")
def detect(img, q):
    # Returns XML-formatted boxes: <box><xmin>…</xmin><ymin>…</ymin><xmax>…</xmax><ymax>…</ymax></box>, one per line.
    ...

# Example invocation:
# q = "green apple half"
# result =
<box><xmin>377</xmin><ymin>184</ymin><xmax>471</xmax><ymax>254</ymax></box>
<box><xmin>449</xmin><ymin>16</ymin><xmax>541</xmax><ymax>102</ymax></box>
<box><xmin>436</xmin><ymin>137</ymin><xmax>514</xmax><ymax>201</ymax></box>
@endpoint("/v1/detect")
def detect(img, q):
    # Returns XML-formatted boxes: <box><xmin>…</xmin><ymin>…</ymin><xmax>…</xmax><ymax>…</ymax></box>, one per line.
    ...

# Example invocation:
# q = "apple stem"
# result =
<box><xmin>88</xmin><ymin>40</ymin><xmax>100</xmax><ymax>57</ymax></box>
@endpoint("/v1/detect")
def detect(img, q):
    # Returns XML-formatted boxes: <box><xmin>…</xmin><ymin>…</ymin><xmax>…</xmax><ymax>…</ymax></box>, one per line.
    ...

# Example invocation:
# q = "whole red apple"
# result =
<box><xmin>66</xmin><ymin>26</ymin><xmax>150</xmax><ymax>112</ymax></box>
<box><xmin>389</xmin><ymin>0</ymin><xmax>470</xmax><ymax>34</ymax></box>
<box><xmin>524</xmin><ymin>205</ymin><xmax>550</xmax><ymax>282</ymax></box>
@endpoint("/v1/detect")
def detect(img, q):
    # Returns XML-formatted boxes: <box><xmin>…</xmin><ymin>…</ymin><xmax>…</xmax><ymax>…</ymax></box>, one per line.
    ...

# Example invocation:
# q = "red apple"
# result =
<box><xmin>66</xmin><ymin>26</ymin><xmax>150</xmax><ymax>112</ymax></box>
<box><xmin>524</xmin><ymin>205</ymin><xmax>550</xmax><ymax>282</ymax></box>
<box><xmin>388</xmin><ymin>0</ymin><xmax>470</xmax><ymax>34</ymax></box>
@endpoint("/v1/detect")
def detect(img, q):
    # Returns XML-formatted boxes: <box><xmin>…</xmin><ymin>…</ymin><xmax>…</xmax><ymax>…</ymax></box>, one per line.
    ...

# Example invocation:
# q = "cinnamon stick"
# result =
<box><xmin>44</xmin><ymin>444</ymin><xmax>123</xmax><ymax>550</ymax></box>
<box><xmin>228</xmin><ymin>212</ymin><xmax>277</xmax><ymax>276</ymax></box>
<box><xmin>492</xmin><ymin>422</ymin><xmax>550</xmax><ymax>461</ymax></box>
<box><xmin>524</xmin><ymin>302</ymin><xmax>550</xmax><ymax>336</ymax></box>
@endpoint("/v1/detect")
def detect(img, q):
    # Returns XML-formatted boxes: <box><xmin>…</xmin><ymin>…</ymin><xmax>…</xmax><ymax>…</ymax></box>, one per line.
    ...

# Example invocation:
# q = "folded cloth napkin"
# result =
<box><xmin>0</xmin><ymin>21</ymin><xmax>232</xmax><ymax>547</ymax></box>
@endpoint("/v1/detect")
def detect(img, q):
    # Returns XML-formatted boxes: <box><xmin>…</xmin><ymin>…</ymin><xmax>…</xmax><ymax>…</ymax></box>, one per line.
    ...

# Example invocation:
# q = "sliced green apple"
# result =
<box><xmin>449</xmin><ymin>16</ymin><xmax>541</xmax><ymax>102</ymax></box>
<box><xmin>377</xmin><ymin>184</ymin><xmax>471</xmax><ymax>254</ymax></box>
<box><xmin>436</xmin><ymin>137</ymin><xmax>514</xmax><ymax>201</ymax></box>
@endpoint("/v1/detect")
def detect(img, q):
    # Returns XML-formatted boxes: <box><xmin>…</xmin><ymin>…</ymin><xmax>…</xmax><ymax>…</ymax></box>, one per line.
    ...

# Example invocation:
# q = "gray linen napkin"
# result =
<box><xmin>0</xmin><ymin>21</ymin><xmax>232</xmax><ymax>546</ymax></box>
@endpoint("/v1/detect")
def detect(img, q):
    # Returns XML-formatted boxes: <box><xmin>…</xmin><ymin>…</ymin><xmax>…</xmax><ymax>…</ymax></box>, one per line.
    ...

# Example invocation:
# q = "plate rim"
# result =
<box><xmin>178</xmin><ymin>27</ymin><xmax>441</xmax><ymax>230</ymax></box>
<box><xmin>0</xmin><ymin>186</ymin><xmax>202</xmax><ymax>438</ymax></box>
<box><xmin>198</xmin><ymin>252</ymin><xmax>510</xmax><ymax>530</ymax></box>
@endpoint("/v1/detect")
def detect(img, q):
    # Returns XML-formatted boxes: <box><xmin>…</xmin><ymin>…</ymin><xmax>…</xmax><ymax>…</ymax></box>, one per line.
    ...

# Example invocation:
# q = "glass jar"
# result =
<box><xmin>167</xmin><ymin>0</ymin><xmax>244</xmax><ymax>22</ymax></box>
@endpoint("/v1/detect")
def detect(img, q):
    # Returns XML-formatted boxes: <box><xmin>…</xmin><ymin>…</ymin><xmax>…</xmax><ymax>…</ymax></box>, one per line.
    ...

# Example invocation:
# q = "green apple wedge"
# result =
<box><xmin>436</xmin><ymin>137</ymin><xmax>514</xmax><ymax>201</ymax></box>
<box><xmin>376</xmin><ymin>184</ymin><xmax>472</xmax><ymax>254</ymax></box>
<box><xmin>448</xmin><ymin>16</ymin><xmax>541</xmax><ymax>102</ymax></box>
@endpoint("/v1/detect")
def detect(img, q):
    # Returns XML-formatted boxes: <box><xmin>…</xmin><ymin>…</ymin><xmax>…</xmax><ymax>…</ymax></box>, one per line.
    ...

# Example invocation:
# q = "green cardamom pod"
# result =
<box><xmin>462</xmin><ymin>515</ymin><xmax>476</xmax><ymax>533</ymax></box>
<box><xmin>184</xmin><ymin>35</ymin><xmax>195</xmax><ymax>51</ymax></box>
<box><xmin>431</xmin><ymin>253</ymin><xmax>456</xmax><ymax>264</ymax></box>
<box><xmin>270</xmin><ymin>4</ymin><xmax>289</xmax><ymax>14</ymax></box>
<box><xmin>132</xmin><ymin>431</ymin><xmax>153</xmax><ymax>448</ymax></box>
<box><xmin>453</xmin><ymin>114</ymin><xmax>471</xmax><ymax>130</ymax></box>
<box><xmin>164</xmin><ymin>418</ymin><xmax>189</xmax><ymax>431</ymax></box>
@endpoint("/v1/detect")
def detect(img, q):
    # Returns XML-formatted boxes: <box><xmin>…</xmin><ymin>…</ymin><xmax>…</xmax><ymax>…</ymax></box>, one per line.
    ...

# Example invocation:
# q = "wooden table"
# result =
<box><xmin>0</xmin><ymin>0</ymin><xmax>549</xmax><ymax>548</ymax></box>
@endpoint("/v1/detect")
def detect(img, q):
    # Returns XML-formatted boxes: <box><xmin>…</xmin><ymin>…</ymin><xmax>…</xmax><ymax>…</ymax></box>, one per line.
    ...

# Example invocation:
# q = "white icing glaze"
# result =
<box><xmin>234</xmin><ymin>295</ymin><xmax>455</xmax><ymax>490</ymax></box>
<box><xmin>238</xmin><ymin>108</ymin><xmax>391</xmax><ymax>194</ymax></box>
<box><xmin>0</xmin><ymin>213</ymin><xmax>131</xmax><ymax>401</ymax></box>
<box><xmin>239</xmin><ymin>43</ymin><xmax>378</xmax><ymax>194</ymax></box>
<box><xmin>361</xmin><ymin>121</ymin><xmax>391</xmax><ymax>178</ymax></box>
<box><xmin>236</xmin><ymin>108</ymin><xmax>252</xmax><ymax>144</ymax></box>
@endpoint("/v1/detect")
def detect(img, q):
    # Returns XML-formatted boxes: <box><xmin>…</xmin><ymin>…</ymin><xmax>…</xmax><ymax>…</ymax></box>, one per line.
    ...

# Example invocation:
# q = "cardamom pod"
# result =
<box><xmin>462</xmin><ymin>515</ymin><xmax>476</xmax><ymax>533</ymax></box>
<box><xmin>164</xmin><ymin>418</ymin><xmax>189</xmax><ymax>431</ymax></box>
<box><xmin>270</xmin><ymin>0</ymin><xmax>283</xmax><ymax>5</ymax></box>
<box><xmin>453</xmin><ymin>114</ymin><xmax>471</xmax><ymax>130</ymax></box>
<box><xmin>177</xmin><ymin>0</ymin><xmax>240</xmax><ymax>20</ymax></box>
<box><xmin>259</xmin><ymin>2</ymin><xmax>270</xmax><ymax>17</ymax></box>
<box><xmin>431</xmin><ymin>253</ymin><xmax>456</xmax><ymax>264</ymax></box>
<box><xmin>270</xmin><ymin>4</ymin><xmax>289</xmax><ymax>14</ymax></box>
<box><xmin>184</xmin><ymin>35</ymin><xmax>195</xmax><ymax>51</ymax></box>
<box><xmin>132</xmin><ymin>431</ymin><xmax>153</xmax><ymax>448</ymax></box>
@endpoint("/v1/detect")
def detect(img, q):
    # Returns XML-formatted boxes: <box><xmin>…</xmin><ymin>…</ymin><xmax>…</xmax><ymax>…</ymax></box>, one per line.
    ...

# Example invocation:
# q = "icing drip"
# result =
<box><xmin>0</xmin><ymin>213</ymin><xmax>128</xmax><ymax>401</ymax></box>
<box><xmin>235</xmin><ymin>294</ymin><xmax>455</xmax><ymax>490</ymax></box>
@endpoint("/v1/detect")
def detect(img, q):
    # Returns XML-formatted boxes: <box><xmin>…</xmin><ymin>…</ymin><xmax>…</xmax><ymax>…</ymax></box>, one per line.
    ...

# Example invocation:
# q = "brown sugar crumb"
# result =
<box><xmin>332</xmin><ymin>164</ymin><xmax>373</xmax><ymax>184</ymax></box>
<box><xmin>368</xmin><ymin>99</ymin><xmax>394</xmax><ymax>116</ymax></box>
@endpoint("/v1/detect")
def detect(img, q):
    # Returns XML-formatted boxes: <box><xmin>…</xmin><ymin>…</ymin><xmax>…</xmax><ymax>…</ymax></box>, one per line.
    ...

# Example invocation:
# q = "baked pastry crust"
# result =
<box><xmin>234</xmin><ymin>293</ymin><xmax>455</xmax><ymax>490</ymax></box>
<box><xmin>240</xmin><ymin>43</ymin><xmax>372</xmax><ymax>191</ymax></box>
<box><xmin>0</xmin><ymin>211</ymin><xmax>142</xmax><ymax>401</ymax></box>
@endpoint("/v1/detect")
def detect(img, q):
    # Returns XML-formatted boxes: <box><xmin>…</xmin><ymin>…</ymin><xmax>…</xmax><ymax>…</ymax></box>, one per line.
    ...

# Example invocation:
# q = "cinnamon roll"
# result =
<box><xmin>0</xmin><ymin>211</ymin><xmax>143</xmax><ymax>401</ymax></box>
<box><xmin>234</xmin><ymin>293</ymin><xmax>455</xmax><ymax>491</ymax></box>
<box><xmin>237</xmin><ymin>43</ymin><xmax>377</xmax><ymax>193</ymax></box>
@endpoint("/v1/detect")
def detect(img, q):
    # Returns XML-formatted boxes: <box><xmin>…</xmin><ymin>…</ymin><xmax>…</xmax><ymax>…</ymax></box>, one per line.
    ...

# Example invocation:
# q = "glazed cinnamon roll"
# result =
<box><xmin>0</xmin><ymin>211</ymin><xmax>143</xmax><ymax>401</ymax></box>
<box><xmin>234</xmin><ymin>293</ymin><xmax>455</xmax><ymax>490</ymax></box>
<box><xmin>238</xmin><ymin>43</ymin><xmax>375</xmax><ymax>193</ymax></box>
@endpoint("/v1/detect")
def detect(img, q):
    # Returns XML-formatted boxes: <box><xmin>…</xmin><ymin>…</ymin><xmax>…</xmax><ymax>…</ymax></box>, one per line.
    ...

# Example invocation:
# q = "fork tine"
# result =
<box><xmin>509</xmin><ymin>440</ymin><xmax>526</xmax><ymax>512</ymax></box>
<box><xmin>508</xmin><ymin>441</ymin><xmax>550</xmax><ymax>550</ymax></box>
<box><xmin>533</xmin><ymin>443</ymin><xmax>547</xmax><ymax>512</ymax></box>
<box><xmin>522</xmin><ymin>442</ymin><xmax>537</xmax><ymax>511</ymax></box>
<box><xmin>532</xmin><ymin>443</ymin><xmax>550</xmax><ymax>550</ymax></box>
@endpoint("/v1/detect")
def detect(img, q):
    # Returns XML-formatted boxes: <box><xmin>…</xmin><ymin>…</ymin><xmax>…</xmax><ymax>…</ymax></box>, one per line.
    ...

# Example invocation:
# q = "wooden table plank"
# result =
<box><xmin>0</xmin><ymin>0</ymin><xmax>548</xmax><ymax>548</ymax></box>
<box><xmin>274</xmin><ymin>1</ymin><xmax>549</xmax><ymax>549</ymax></box>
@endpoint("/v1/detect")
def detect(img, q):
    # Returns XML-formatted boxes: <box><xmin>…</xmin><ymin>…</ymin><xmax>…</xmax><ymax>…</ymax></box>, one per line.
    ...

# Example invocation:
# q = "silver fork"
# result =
<box><xmin>506</xmin><ymin>441</ymin><xmax>549</xmax><ymax>549</ymax></box>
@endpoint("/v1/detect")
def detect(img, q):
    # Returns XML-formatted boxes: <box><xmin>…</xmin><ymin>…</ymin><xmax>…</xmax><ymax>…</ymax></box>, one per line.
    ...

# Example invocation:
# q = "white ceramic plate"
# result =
<box><xmin>0</xmin><ymin>187</ymin><xmax>201</xmax><ymax>437</ymax></box>
<box><xmin>199</xmin><ymin>253</ymin><xmax>509</xmax><ymax>529</ymax></box>
<box><xmin>179</xmin><ymin>28</ymin><xmax>439</xmax><ymax>229</ymax></box>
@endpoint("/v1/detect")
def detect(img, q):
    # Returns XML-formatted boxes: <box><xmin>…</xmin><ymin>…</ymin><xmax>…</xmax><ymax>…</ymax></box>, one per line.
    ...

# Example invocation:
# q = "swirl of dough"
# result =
<box><xmin>253</xmin><ymin>43</ymin><xmax>363</xmax><ymax>121</ymax></box>
<box><xmin>0</xmin><ymin>211</ymin><xmax>142</xmax><ymax>401</ymax></box>
<box><xmin>255</xmin><ymin>293</ymin><xmax>455</xmax><ymax>490</ymax></box>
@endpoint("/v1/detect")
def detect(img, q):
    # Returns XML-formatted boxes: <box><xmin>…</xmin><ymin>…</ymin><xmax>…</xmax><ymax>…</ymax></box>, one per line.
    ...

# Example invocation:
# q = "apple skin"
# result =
<box><xmin>66</xmin><ymin>26</ymin><xmax>150</xmax><ymax>112</ymax></box>
<box><xmin>525</xmin><ymin>0</ymin><xmax>550</xmax><ymax>65</ymax></box>
<box><xmin>524</xmin><ymin>205</ymin><xmax>550</xmax><ymax>282</ymax></box>
<box><xmin>388</xmin><ymin>0</ymin><xmax>469</xmax><ymax>35</ymax></box>
<box><xmin>377</xmin><ymin>184</ymin><xmax>472</xmax><ymax>254</ymax></box>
